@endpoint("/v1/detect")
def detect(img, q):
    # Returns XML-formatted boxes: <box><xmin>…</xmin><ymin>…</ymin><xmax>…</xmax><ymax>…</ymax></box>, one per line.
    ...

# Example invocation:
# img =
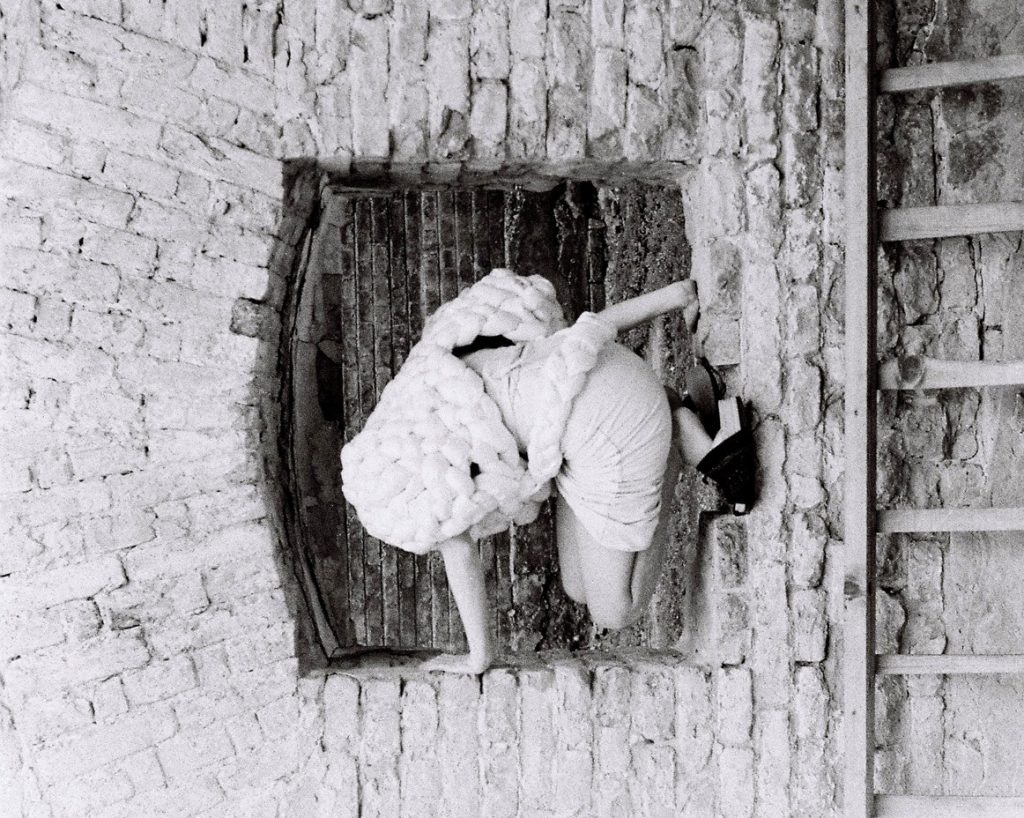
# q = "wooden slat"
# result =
<box><xmin>877</xmin><ymin>655</ymin><xmax>1024</xmax><ymax>675</ymax></box>
<box><xmin>876</xmin><ymin>796</ymin><xmax>1024</xmax><ymax>818</ymax></box>
<box><xmin>879</xmin><ymin>356</ymin><xmax>1024</xmax><ymax>390</ymax></box>
<box><xmin>880</xmin><ymin>54</ymin><xmax>1024</xmax><ymax>93</ymax></box>
<box><xmin>844</xmin><ymin>1</ymin><xmax>878</xmax><ymax>816</ymax></box>
<box><xmin>881</xmin><ymin>202</ymin><xmax>1024</xmax><ymax>241</ymax></box>
<box><xmin>879</xmin><ymin>507</ymin><xmax>1024</xmax><ymax>533</ymax></box>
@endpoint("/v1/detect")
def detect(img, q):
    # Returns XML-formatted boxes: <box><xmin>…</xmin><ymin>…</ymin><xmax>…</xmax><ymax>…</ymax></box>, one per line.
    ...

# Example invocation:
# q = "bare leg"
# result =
<box><xmin>673</xmin><ymin>404</ymin><xmax>716</xmax><ymax>465</ymax></box>
<box><xmin>597</xmin><ymin>280</ymin><xmax>699</xmax><ymax>334</ymax></box>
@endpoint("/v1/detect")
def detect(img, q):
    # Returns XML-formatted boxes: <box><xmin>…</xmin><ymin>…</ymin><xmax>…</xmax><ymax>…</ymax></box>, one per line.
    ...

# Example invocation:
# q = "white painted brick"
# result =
<box><xmin>59</xmin><ymin>599</ymin><xmax>103</xmax><ymax>641</ymax></box>
<box><xmin>552</xmin><ymin>661</ymin><xmax>592</xmax><ymax>816</ymax></box>
<box><xmin>90</xmin><ymin>676</ymin><xmax>130</xmax><ymax>723</ymax></box>
<box><xmin>157</xmin><ymin>721</ymin><xmax>235</xmax><ymax>783</ymax></box>
<box><xmin>633</xmin><ymin>742</ymin><xmax>677</xmax><ymax>817</ymax></box>
<box><xmin>348</xmin><ymin>16</ymin><xmax>390</xmax><ymax>159</ymax></box>
<box><xmin>0</xmin><ymin>608</ymin><xmax>65</xmax><ymax>660</ymax></box>
<box><xmin>122</xmin><ymin>655</ymin><xmax>199</xmax><ymax>706</ymax></box>
<box><xmin>471</xmin><ymin>0</ymin><xmax>510</xmax><ymax>79</ymax></box>
<box><xmin>631</xmin><ymin>664</ymin><xmax>674</xmax><ymax>742</ymax></box>
<box><xmin>507</xmin><ymin>60</ymin><xmax>547</xmax><ymax>158</ymax></box>
<box><xmin>399</xmin><ymin>678</ymin><xmax>440</xmax><ymax>818</ymax></box>
<box><xmin>591</xmin><ymin>0</ymin><xmax>624</xmax><ymax>48</ymax></box>
<box><xmin>14</xmin><ymin>84</ymin><xmax>162</xmax><ymax>154</ymax></box>
<box><xmin>742</xmin><ymin>19</ymin><xmax>780</xmax><ymax>153</ymax></box>
<box><xmin>755</xmin><ymin>709</ymin><xmax>791</xmax><ymax>816</ymax></box>
<box><xmin>469</xmin><ymin>79</ymin><xmax>507</xmax><ymax>159</ymax></box>
<box><xmin>51</xmin><ymin>765</ymin><xmax>135</xmax><ymax>818</ymax></box>
<box><xmin>508</xmin><ymin>0</ymin><xmax>546</xmax><ymax>60</ymax></box>
<box><xmin>625</xmin><ymin>0</ymin><xmax>664</xmax><ymax>89</ymax></box>
<box><xmin>0</xmin><ymin>554</ymin><xmax>125</xmax><ymax>612</ymax></box>
<box><xmin>715</xmin><ymin>667</ymin><xmax>752</xmax><ymax>746</ymax></box>
<box><xmin>666</xmin><ymin>0</ymin><xmax>702</xmax><ymax>46</ymax></box>
<box><xmin>792</xmin><ymin>588</ymin><xmax>828</xmax><ymax>663</ymax></box>
<box><xmin>479</xmin><ymin>670</ymin><xmax>517</xmax><ymax>818</ymax></box>
<box><xmin>360</xmin><ymin>678</ymin><xmax>401</xmax><ymax>818</ymax></box>
<box><xmin>2</xmin><ymin>161</ymin><xmax>136</xmax><ymax>229</ymax></box>
<box><xmin>519</xmin><ymin>668</ymin><xmax>554</xmax><ymax>814</ymax></box>
<box><xmin>588</xmin><ymin>47</ymin><xmax>626</xmax><ymax>148</ymax></box>
<box><xmin>594</xmin><ymin>666</ymin><xmax>631</xmax><ymax>817</ymax></box>
<box><xmin>34</xmin><ymin>704</ymin><xmax>176</xmax><ymax>783</ymax></box>
<box><xmin>0</xmin><ymin>119</ymin><xmax>68</xmax><ymax>168</ymax></box>
<box><xmin>718</xmin><ymin>746</ymin><xmax>754</xmax><ymax>818</ymax></box>
<box><xmin>427</xmin><ymin>19</ymin><xmax>471</xmax><ymax>158</ymax></box>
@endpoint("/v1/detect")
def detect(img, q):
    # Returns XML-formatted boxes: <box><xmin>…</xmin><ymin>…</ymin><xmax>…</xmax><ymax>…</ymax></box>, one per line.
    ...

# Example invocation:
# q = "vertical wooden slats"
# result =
<box><xmin>355</xmin><ymin>199</ymin><xmax>385</xmax><ymax>648</ymax></box>
<box><xmin>844</xmin><ymin>0</ymin><xmax>878</xmax><ymax>815</ymax></box>
<box><xmin>340</xmin><ymin>199</ymin><xmax>368</xmax><ymax>646</ymax></box>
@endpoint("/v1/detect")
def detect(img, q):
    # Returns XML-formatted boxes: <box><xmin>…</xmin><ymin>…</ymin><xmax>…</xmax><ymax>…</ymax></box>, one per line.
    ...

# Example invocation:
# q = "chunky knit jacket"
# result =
<box><xmin>340</xmin><ymin>268</ymin><xmax>616</xmax><ymax>555</ymax></box>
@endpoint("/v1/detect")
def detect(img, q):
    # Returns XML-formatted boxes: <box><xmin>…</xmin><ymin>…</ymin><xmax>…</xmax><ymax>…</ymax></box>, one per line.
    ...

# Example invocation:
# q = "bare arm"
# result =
<box><xmin>596</xmin><ymin>280</ymin><xmax>699</xmax><ymax>334</ymax></box>
<box><xmin>420</xmin><ymin>535</ymin><xmax>494</xmax><ymax>674</ymax></box>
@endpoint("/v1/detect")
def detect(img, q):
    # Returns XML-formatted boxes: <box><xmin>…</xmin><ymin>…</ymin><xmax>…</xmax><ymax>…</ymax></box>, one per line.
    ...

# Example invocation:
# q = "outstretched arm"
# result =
<box><xmin>596</xmin><ymin>280</ymin><xmax>699</xmax><ymax>334</ymax></box>
<box><xmin>420</xmin><ymin>535</ymin><xmax>494</xmax><ymax>674</ymax></box>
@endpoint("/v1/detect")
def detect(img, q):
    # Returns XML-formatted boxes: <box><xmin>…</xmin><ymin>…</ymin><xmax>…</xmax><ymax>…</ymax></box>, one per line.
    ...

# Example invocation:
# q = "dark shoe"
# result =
<box><xmin>684</xmin><ymin>357</ymin><xmax>726</xmax><ymax>437</ymax></box>
<box><xmin>695</xmin><ymin>398</ymin><xmax>757</xmax><ymax>515</ymax></box>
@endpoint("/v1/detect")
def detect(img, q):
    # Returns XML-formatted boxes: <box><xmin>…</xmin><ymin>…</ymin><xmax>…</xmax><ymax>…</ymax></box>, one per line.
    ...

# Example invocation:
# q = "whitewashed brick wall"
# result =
<box><xmin>1</xmin><ymin>0</ymin><xmax>848</xmax><ymax>814</ymax></box>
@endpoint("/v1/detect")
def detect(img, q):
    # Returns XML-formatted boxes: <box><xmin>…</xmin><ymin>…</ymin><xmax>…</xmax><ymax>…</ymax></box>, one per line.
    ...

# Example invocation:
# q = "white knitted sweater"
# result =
<box><xmin>340</xmin><ymin>269</ymin><xmax>616</xmax><ymax>554</ymax></box>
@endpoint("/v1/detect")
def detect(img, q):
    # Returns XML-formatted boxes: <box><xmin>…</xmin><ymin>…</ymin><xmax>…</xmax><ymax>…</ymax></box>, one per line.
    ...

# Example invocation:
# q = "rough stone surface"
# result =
<box><xmin>5</xmin><ymin>0</ymin><xmax>1012</xmax><ymax>814</ymax></box>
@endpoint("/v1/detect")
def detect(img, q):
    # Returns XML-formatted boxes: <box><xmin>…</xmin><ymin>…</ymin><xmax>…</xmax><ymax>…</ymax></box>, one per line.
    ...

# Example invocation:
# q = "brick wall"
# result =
<box><xmin>2</xmin><ymin>0</ymin><xmax>852</xmax><ymax>814</ymax></box>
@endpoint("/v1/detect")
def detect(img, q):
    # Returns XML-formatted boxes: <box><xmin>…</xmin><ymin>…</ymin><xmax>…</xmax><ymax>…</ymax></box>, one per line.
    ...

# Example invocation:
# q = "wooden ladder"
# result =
<box><xmin>843</xmin><ymin>3</ymin><xmax>1024</xmax><ymax>817</ymax></box>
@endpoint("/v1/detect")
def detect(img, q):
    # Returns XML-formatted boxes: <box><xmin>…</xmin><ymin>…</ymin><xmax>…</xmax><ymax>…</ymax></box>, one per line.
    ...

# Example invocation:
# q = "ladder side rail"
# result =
<box><xmin>878</xmin><ymin>507</ymin><xmax>1024</xmax><ymax>533</ymax></box>
<box><xmin>876</xmin><ymin>794</ymin><xmax>1024</xmax><ymax>817</ymax></box>
<box><xmin>881</xmin><ymin>202</ymin><xmax>1024</xmax><ymax>241</ymax></box>
<box><xmin>844</xmin><ymin>1</ymin><xmax>879</xmax><ymax>816</ymax></box>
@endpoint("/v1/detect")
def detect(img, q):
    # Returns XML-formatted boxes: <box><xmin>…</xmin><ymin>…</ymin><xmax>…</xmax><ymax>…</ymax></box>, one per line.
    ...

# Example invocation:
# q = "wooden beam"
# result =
<box><xmin>881</xmin><ymin>202</ymin><xmax>1024</xmax><ymax>241</ymax></box>
<box><xmin>844</xmin><ymin>2</ymin><xmax>878</xmax><ymax>817</ymax></box>
<box><xmin>880</xmin><ymin>54</ymin><xmax>1024</xmax><ymax>93</ymax></box>
<box><xmin>879</xmin><ymin>507</ymin><xmax>1024</xmax><ymax>533</ymax></box>
<box><xmin>877</xmin><ymin>795</ymin><xmax>1024</xmax><ymax>817</ymax></box>
<box><xmin>879</xmin><ymin>356</ymin><xmax>1024</xmax><ymax>390</ymax></box>
<box><xmin>877</xmin><ymin>655</ymin><xmax>1024</xmax><ymax>675</ymax></box>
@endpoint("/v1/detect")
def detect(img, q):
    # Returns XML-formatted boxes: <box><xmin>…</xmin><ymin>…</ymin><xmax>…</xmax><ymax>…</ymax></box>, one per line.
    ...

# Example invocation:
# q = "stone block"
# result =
<box><xmin>716</xmin><ymin>591</ymin><xmax>750</xmax><ymax>665</ymax></box>
<box><xmin>471</xmin><ymin>0</ymin><xmax>510</xmax><ymax>79</ymax></box>
<box><xmin>35</xmin><ymin>704</ymin><xmax>176</xmax><ymax>784</ymax></box>
<box><xmin>781</xmin><ymin>44</ymin><xmax>818</xmax><ymax>133</ymax></box>
<box><xmin>713</xmin><ymin>516</ymin><xmax>748</xmax><ymax>589</ymax></box>
<box><xmin>480</xmin><ymin>670</ymin><xmax>518</xmax><ymax>818</ymax></box>
<box><xmin>789</xmin><ymin>510</ymin><xmax>827</xmax><ymax>588</ymax></box>
<box><xmin>399</xmin><ymin>678</ymin><xmax>440</xmax><ymax>818</ymax></box>
<box><xmin>588</xmin><ymin>47</ymin><xmax>626</xmax><ymax>154</ymax></box>
<box><xmin>1</xmin><ymin>555</ymin><xmax>126</xmax><ymax>612</ymax></box>
<box><xmin>667</xmin><ymin>0</ymin><xmax>703</xmax><ymax>46</ymax></box>
<box><xmin>785</xmin><ymin>282</ymin><xmax>820</xmax><ymax>356</ymax></box>
<box><xmin>633</xmin><ymin>742</ymin><xmax>677</xmax><ymax>817</ymax></box>
<box><xmin>624</xmin><ymin>84</ymin><xmax>667</xmax><ymax>161</ymax></box>
<box><xmin>625</xmin><ymin>0</ymin><xmax>664</xmax><ymax>89</ymax></box>
<box><xmin>508</xmin><ymin>61</ymin><xmax>547</xmax><ymax>158</ymax></box>
<box><xmin>703</xmin><ymin>87</ymin><xmax>742</xmax><ymax>157</ymax></box>
<box><xmin>591</xmin><ymin>0</ymin><xmax>624</xmax><ymax>47</ymax></box>
<box><xmin>700</xmin><ymin>17</ymin><xmax>740</xmax><ymax>87</ymax></box>
<box><xmin>792</xmin><ymin>588</ymin><xmax>827</xmax><ymax>662</ymax></box>
<box><xmin>718</xmin><ymin>746</ymin><xmax>754</xmax><ymax>818</ymax></box>
<box><xmin>702</xmin><ymin>159</ymin><xmax>745</xmax><ymax>236</ymax></box>
<box><xmin>508</xmin><ymin>0</ymin><xmax>546</xmax><ymax>61</ymax></box>
<box><xmin>755</xmin><ymin>709</ymin><xmax>790</xmax><ymax>815</ymax></box>
<box><xmin>545</xmin><ymin>9</ymin><xmax>588</xmax><ymax>159</ymax></box>
<box><xmin>783</xmin><ymin>207</ymin><xmax>822</xmax><ymax>279</ymax></box>
<box><xmin>593</xmin><ymin>665</ymin><xmax>631</xmax><ymax>813</ymax></box>
<box><xmin>716</xmin><ymin>667</ymin><xmax>752</xmax><ymax>746</ymax></box>
<box><xmin>438</xmin><ymin>675</ymin><xmax>480</xmax><ymax>818</ymax></box>
<box><xmin>349</xmin><ymin>16</ymin><xmax>390</xmax><ymax>158</ymax></box>
<box><xmin>552</xmin><ymin>662</ymin><xmax>593</xmax><ymax>815</ymax></box>
<box><xmin>782</xmin><ymin>359</ymin><xmax>822</xmax><ymax>433</ymax></box>
<box><xmin>469</xmin><ymin>79</ymin><xmax>508</xmax><ymax>159</ymax></box>
<box><xmin>741</xmin><ymin>18</ymin><xmax>780</xmax><ymax>152</ymax></box>
<box><xmin>360</xmin><ymin>678</ymin><xmax>402</xmax><ymax>817</ymax></box>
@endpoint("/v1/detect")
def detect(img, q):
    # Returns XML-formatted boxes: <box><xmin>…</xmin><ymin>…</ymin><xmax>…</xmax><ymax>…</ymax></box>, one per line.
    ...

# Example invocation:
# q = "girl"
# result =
<box><xmin>341</xmin><ymin>273</ymin><xmax>756</xmax><ymax>674</ymax></box>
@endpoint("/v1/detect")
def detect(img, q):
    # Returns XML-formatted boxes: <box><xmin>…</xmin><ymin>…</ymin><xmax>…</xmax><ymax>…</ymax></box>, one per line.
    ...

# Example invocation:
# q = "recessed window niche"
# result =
<box><xmin>277</xmin><ymin>164</ymin><xmax>703</xmax><ymax>662</ymax></box>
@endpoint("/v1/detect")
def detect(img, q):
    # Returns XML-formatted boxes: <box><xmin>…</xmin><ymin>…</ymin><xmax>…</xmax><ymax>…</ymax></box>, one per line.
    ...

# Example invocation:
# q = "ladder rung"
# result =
<box><xmin>877</xmin><ymin>655</ymin><xmax>1024</xmax><ymax>675</ymax></box>
<box><xmin>881</xmin><ymin>202</ymin><xmax>1024</xmax><ymax>241</ymax></box>
<box><xmin>879</xmin><ymin>507</ymin><xmax>1024</xmax><ymax>533</ymax></box>
<box><xmin>876</xmin><ymin>795</ymin><xmax>1024</xmax><ymax>817</ymax></box>
<box><xmin>880</xmin><ymin>54</ymin><xmax>1024</xmax><ymax>93</ymax></box>
<box><xmin>879</xmin><ymin>356</ymin><xmax>1024</xmax><ymax>390</ymax></box>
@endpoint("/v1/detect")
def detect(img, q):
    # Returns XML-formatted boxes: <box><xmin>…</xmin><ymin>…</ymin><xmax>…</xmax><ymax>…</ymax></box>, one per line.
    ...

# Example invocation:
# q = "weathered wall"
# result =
<box><xmin>873</xmin><ymin>0</ymin><xmax>1024</xmax><ymax>797</ymax></box>
<box><xmin>0</xmin><ymin>0</ymin><xmax>896</xmax><ymax>814</ymax></box>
